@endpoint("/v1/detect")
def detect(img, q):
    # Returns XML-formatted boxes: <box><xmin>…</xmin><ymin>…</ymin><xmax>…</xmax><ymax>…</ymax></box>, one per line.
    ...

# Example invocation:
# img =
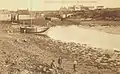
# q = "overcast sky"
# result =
<box><xmin>0</xmin><ymin>0</ymin><xmax>120</xmax><ymax>11</ymax></box>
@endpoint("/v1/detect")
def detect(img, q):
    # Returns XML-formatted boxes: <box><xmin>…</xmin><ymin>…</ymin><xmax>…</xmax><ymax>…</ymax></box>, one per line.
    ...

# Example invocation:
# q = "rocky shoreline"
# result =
<box><xmin>39</xmin><ymin>36</ymin><xmax>120</xmax><ymax>74</ymax></box>
<box><xmin>0</xmin><ymin>22</ymin><xmax>120</xmax><ymax>74</ymax></box>
<box><xmin>0</xmin><ymin>32</ymin><xmax>120</xmax><ymax>74</ymax></box>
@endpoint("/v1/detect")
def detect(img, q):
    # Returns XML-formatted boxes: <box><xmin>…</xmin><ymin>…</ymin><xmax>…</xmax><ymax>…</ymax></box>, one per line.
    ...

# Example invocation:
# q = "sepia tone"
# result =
<box><xmin>0</xmin><ymin>0</ymin><xmax>120</xmax><ymax>74</ymax></box>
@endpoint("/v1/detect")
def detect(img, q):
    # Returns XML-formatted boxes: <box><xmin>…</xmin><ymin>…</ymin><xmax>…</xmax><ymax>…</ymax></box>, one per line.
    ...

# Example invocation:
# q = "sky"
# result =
<box><xmin>0</xmin><ymin>0</ymin><xmax>120</xmax><ymax>11</ymax></box>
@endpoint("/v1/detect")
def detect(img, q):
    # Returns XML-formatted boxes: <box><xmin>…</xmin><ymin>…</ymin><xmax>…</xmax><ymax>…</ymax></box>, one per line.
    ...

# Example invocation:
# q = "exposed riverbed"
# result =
<box><xmin>47</xmin><ymin>25</ymin><xmax>120</xmax><ymax>50</ymax></box>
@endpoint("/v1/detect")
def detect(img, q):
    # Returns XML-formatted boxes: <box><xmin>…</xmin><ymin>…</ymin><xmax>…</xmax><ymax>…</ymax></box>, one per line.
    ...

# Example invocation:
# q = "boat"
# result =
<box><xmin>20</xmin><ymin>25</ymin><xmax>50</xmax><ymax>34</ymax></box>
<box><xmin>19</xmin><ymin>0</ymin><xmax>50</xmax><ymax>34</ymax></box>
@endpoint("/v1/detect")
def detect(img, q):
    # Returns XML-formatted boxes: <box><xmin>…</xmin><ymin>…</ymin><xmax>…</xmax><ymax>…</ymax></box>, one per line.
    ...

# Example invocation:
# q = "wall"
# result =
<box><xmin>18</xmin><ymin>15</ymin><xmax>31</xmax><ymax>20</ymax></box>
<box><xmin>18</xmin><ymin>15</ymin><xmax>35</xmax><ymax>20</ymax></box>
<box><xmin>0</xmin><ymin>14</ymin><xmax>11</xmax><ymax>21</ymax></box>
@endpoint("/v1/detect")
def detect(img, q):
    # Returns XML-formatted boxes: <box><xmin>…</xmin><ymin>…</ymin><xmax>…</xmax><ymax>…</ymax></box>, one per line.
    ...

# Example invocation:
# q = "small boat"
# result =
<box><xmin>20</xmin><ymin>25</ymin><xmax>50</xmax><ymax>34</ymax></box>
<box><xmin>19</xmin><ymin>1</ymin><xmax>50</xmax><ymax>34</ymax></box>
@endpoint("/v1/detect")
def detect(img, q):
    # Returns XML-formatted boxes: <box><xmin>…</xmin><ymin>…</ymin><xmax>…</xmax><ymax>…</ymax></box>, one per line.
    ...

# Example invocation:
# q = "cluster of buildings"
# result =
<box><xmin>59</xmin><ymin>5</ymin><xmax>105</xmax><ymax>19</ymax></box>
<box><xmin>0</xmin><ymin>5</ymin><xmax>105</xmax><ymax>22</ymax></box>
<box><xmin>0</xmin><ymin>9</ymin><xmax>12</xmax><ymax>21</ymax></box>
<box><xmin>0</xmin><ymin>9</ymin><xmax>39</xmax><ymax>22</ymax></box>
<box><xmin>60</xmin><ymin>5</ymin><xmax>104</xmax><ymax>12</ymax></box>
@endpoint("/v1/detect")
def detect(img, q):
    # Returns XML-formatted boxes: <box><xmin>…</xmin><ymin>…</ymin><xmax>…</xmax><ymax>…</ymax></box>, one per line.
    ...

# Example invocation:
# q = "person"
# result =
<box><xmin>50</xmin><ymin>60</ymin><xmax>58</xmax><ymax>74</ymax></box>
<box><xmin>73</xmin><ymin>60</ymin><xmax>78</xmax><ymax>72</ymax></box>
<box><xmin>58</xmin><ymin>57</ymin><xmax>62</xmax><ymax>69</ymax></box>
<box><xmin>51</xmin><ymin>60</ymin><xmax>56</xmax><ymax>69</ymax></box>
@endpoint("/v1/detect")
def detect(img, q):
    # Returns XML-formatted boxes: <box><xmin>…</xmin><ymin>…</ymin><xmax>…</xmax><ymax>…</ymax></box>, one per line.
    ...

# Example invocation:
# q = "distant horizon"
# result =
<box><xmin>0</xmin><ymin>0</ymin><xmax>120</xmax><ymax>11</ymax></box>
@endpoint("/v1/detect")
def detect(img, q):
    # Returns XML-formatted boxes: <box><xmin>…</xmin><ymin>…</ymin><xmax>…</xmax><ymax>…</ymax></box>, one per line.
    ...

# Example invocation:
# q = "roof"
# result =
<box><xmin>0</xmin><ymin>9</ymin><xmax>11</xmax><ymax>14</ymax></box>
<box><xmin>85</xmin><ymin>6</ymin><xmax>94</xmax><ymax>8</ymax></box>
<box><xmin>17</xmin><ymin>10</ymin><xmax>30</xmax><ymax>15</ymax></box>
<box><xmin>97</xmin><ymin>6</ymin><xmax>104</xmax><ymax>7</ymax></box>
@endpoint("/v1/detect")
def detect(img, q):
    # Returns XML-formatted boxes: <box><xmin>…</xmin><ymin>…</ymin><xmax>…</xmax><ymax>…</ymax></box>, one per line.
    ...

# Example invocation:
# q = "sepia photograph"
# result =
<box><xmin>0</xmin><ymin>0</ymin><xmax>120</xmax><ymax>74</ymax></box>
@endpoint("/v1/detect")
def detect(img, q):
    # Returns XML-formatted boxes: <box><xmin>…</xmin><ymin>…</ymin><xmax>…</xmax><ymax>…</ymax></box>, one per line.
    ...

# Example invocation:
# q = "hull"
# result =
<box><xmin>20</xmin><ymin>26</ymin><xmax>49</xmax><ymax>34</ymax></box>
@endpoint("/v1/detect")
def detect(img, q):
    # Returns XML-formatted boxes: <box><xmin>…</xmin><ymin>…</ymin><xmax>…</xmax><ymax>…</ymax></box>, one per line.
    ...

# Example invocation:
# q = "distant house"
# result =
<box><xmin>74</xmin><ymin>5</ymin><xmax>82</xmax><ymax>11</ymax></box>
<box><xmin>68</xmin><ymin>5</ymin><xmax>93</xmax><ymax>11</ymax></box>
<box><xmin>68</xmin><ymin>5</ymin><xmax>82</xmax><ymax>11</ymax></box>
<box><xmin>59</xmin><ymin>7</ymin><xmax>68</xmax><ymax>12</ymax></box>
<box><xmin>0</xmin><ymin>9</ymin><xmax>11</xmax><ymax>21</ymax></box>
<box><xmin>17</xmin><ymin>9</ymin><xmax>35</xmax><ymax>20</ymax></box>
<box><xmin>87</xmin><ymin>6</ymin><xmax>95</xmax><ymax>10</ymax></box>
<box><xmin>96</xmin><ymin>6</ymin><xmax>104</xmax><ymax>10</ymax></box>
<box><xmin>40</xmin><ymin>13</ymin><xmax>45</xmax><ymax>17</ymax></box>
<box><xmin>81</xmin><ymin>6</ymin><xmax>89</xmax><ymax>11</ymax></box>
<box><xmin>60</xmin><ymin>14</ymin><xmax>66</xmax><ymax>18</ymax></box>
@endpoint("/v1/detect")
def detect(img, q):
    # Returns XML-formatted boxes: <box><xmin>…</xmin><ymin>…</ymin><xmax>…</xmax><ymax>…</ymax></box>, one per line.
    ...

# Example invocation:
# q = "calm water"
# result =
<box><xmin>47</xmin><ymin>25</ymin><xmax>120</xmax><ymax>50</ymax></box>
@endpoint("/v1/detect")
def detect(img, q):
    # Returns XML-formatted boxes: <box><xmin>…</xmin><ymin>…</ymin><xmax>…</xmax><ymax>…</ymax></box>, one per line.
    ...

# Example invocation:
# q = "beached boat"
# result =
<box><xmin>19</xmin><ymin>0</ymin><xmax>50</xmax><ymax>34</ymax></box>
<box><xmin>20</xmin><ymin>25</ymin><xmax>49</xmax><ymax>33</ymax></box>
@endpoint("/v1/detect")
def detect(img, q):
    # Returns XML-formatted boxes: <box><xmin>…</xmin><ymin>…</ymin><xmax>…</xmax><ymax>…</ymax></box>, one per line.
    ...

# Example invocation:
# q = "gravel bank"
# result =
<box><xmin>0</xmin><ymin>32</ymin><xmax>119</xmax><ymax>74</ymax></box>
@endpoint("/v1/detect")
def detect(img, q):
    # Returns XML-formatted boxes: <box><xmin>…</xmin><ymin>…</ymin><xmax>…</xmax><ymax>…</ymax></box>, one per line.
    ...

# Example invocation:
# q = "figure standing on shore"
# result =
<box><xmin>73</xmin><ymin>60</ymin><xmax>78</xmax><ymax>72</ymax></box>
<box><xmin>50</xmin><ymin>60</ymin><xmax>58</xmax><ymax>74</ymax></box>
<box><xmin>58</xmin><ymin>56</ymin><xmax>62</xmax><ymax>69</ymax></box>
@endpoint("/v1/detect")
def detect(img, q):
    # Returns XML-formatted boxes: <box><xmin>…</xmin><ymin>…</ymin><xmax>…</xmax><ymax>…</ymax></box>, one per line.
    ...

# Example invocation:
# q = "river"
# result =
<box><xmin>47</xmin><ymin>25</ymin><xmax>120</xmax><ymax>50</ymax></box>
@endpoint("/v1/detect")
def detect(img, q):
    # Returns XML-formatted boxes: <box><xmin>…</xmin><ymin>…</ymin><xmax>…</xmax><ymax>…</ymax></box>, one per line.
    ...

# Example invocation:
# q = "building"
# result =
<box><xmin>74</xmin><ymin>5</ymin><xmax>82</xmax><ymax>11</ymax></box>
<box><xmin>68</xmin><ymin>5</ymin><xmax>82</xmax><ymax>11</ymax></box>
<box><xmin>68</xmin><ymin>5</ymin><xmax>93</xmax><ymax>11</ymax></box>
<box><xmin>17</xmin><ymin>9</ymin><xmax>35</xmax><ymax>20</ymax></box>
<box><xmin>81</xmin><ymin>6</ymin><xmax>89</xmax><ymax>11</ymax></box>
<box><xmin>0</xmin><ymin>9</ymin><xmax>11</xmax><ymax>21</ymax></box>
<box><xmin>87</xmin><ymin>6</ymin><xmax>95</xmax><ymax>10</ymax></box>
<box><xmin>59</xmin><ymin>7</ymin><xmax>68</xmax><ymax>12</ymax></box>
<box><xmin>96</xmin><ymin>6</ymin><xmax>104</xmax><ymax>10</ymax></box>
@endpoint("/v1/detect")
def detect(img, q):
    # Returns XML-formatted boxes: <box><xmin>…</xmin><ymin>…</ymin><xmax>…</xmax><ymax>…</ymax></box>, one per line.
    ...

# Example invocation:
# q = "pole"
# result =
<box><xmin>30</xmin><ymin>0</ymin><xmax>32</xmax><ymax>26</ymax></box>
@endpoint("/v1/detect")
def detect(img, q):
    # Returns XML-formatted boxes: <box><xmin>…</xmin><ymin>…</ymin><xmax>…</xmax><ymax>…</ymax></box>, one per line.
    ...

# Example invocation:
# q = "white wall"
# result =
<box><xmin>18</xmin><ymin>15</ymin><xmax>31</xmax><ymax>20</ymax></box>
<box><xmin>18</xmin><ymin>15</ymin><xmax>35</xmax><ymax>20</ymax></box>
<box><xmin>60</xmin><ymin>14</ymin><xmax>66</xmax><ymax>18</ymax></box>
<box><xmin>0</xmin><ymin>14</ymin><xmax>11</xmax><ymax>21</ymax></box>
